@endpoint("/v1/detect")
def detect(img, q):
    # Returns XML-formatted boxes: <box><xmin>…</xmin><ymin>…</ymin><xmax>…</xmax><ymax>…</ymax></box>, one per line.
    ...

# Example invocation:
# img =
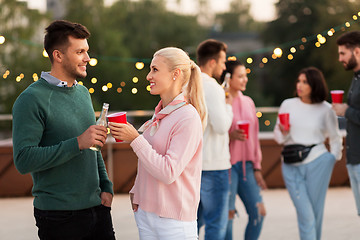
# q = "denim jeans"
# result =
<box><xmin>225</xmin><ymin>161</ymin><xmax>264</xmax><ymax>240</ymax></box>
<box><xmin>346</xmin><ymin>163</ymin><xmax>360</xmax><ymax>216</ymax></box>
<box><xmin>134</xmin><ymin>207</ymin><xmax>198</xmax><ymax>240</ymax></box>
<box><xmin>197</xmin><ymin>170</ymin><xmax>230</xmax><ymax>240</ymax></box>
<box><xmin>282</xmin><ymin>152</ymin><xmax>336</xmax><ymax>240</ymax></box>
<box><xmin>34</xmin><ymin>205</ymin><xmax>115</xmax><ymax>240</ymax></box>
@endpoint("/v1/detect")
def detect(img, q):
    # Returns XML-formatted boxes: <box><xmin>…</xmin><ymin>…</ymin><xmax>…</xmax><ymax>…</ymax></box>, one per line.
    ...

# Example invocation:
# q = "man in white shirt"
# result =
<box><xmin>196</xmin><ymin>39</ymin><xmax>233</xmax><ymax>239</ymax></box>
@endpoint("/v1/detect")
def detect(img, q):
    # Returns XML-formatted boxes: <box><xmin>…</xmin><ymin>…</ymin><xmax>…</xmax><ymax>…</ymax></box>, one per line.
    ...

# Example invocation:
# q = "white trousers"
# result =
<box><xmin>134</xmin><ymin>207</ymin><xmax>198</xmax><ymax>240</ymax></box>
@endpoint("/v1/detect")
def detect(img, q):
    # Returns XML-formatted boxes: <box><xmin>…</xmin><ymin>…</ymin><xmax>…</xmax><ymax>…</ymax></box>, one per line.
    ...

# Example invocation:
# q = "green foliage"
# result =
<box><xmin>64</xmin><ymin>0</ymin><xmax>207</xmax><ymax>111</ymax></box>
<box><xmin>261</xmin><ymin>0</ymin><xmax>360</xmax><ymax>105</ymax></box>
<box><xmin>0</xmin><ymin>0</ymin><xmax>50</xmax><ymax>113</ymax></box>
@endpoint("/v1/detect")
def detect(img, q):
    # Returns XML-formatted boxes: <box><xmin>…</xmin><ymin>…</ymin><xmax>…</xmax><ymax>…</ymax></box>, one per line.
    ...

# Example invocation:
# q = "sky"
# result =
<box><xmin>22</xmin><ymin>0</ymin><xmax>277</xmax><ymax>22</ymax></box>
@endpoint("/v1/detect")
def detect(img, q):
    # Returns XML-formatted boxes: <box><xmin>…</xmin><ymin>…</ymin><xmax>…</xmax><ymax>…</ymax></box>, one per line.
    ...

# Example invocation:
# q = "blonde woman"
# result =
<box><xmin>109</xmin><ymin>47</ymin><xmax>206</xmax><ymax>240</ymax></box>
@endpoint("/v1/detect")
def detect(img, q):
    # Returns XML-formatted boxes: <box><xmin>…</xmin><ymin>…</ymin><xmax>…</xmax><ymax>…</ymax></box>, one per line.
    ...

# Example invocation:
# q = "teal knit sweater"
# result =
<box><xmin>12</xmin><ymin>78</ymin><xmax>113</xmax><ymax>210</ymax></box>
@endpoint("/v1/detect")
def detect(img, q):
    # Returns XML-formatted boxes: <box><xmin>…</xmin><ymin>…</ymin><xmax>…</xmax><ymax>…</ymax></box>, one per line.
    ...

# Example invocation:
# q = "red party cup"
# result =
<box><xmin>331</xmin><ymin>90</ymin><xmax>344</xmax><ymax>104</ymax></box>
<box><xmin>237</xmin><ymin>120</ymin><xmax>250</xmax><ymax>139</ymax></box>
<box><xmin>107</xmin><ymin>112</ymin><xmax>127</xmax><ymax>142</ymax></box>
<box><xmin>278</xmin><ymin>113</ymin><xmax>290</xmax><ymax>131</ymax></box>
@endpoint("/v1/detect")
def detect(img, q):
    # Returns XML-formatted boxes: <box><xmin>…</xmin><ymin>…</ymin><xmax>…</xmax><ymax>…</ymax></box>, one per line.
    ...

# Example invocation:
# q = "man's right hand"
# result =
<box><xmin>77</xmin><ymin>125</ymin><xmax>107</xmax><ymax>150</ymax></box>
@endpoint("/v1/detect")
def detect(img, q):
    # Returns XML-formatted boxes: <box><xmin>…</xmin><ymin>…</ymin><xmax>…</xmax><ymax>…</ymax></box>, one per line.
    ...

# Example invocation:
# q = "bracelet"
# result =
<box><xmin>253</xmin><ymin>168</ymin><xmax>261</xmax><ymax>172</ymax></box>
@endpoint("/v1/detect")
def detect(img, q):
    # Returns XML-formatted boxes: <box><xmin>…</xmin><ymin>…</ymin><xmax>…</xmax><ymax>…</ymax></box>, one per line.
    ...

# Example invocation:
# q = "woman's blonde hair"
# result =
<box><xmin>154</xmin><ymin>47</ymin><xmax>207</xmax><ymax>130</ymax></box>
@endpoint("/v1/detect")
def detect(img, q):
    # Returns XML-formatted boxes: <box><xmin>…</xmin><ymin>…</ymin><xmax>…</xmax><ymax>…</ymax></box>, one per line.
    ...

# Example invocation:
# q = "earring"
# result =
<box><xmin>173</xmin><ymin>77</ymin><xmax>176</xmax><ymax>81</ymax></box>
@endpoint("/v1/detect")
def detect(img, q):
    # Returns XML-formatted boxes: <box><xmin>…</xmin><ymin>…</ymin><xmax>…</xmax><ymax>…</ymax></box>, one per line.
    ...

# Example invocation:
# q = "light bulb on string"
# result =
<box><xmin>135</xmin><ymin>62</ymin><xmax>144</xmax><ymax>70</ymax></box>
<box><xmin>273</xmin><ymin>48</ymin><xmax>283</xmax><ymax>58</ymax></box>
<box><xmin>0</xmin><ymin>36</ymin><xmax>5</xmax><ymax>44</ymax></box>
<box><xmin>43</xmin><ymin>49</ymin><xmax>48</xmax><ymax>58</ymax></box>
<box><xmin>89</xmin><ymin>58</ymin><xmax>98</xmax><ymax>66</ymax></box>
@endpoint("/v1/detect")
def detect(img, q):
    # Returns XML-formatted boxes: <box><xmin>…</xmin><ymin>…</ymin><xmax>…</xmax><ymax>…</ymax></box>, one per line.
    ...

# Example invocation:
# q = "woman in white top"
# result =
<box><xmin>274</xmin><ymin>67</ymin><xmax>343</xmax><ymax>240</ymax></box>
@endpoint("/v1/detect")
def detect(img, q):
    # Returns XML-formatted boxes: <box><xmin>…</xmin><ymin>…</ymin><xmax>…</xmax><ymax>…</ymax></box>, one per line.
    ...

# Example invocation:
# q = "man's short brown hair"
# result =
<box><xmin>196</xmin><ymin>39</ymin><xmax>227</xmax><ymax>67</ymax></box>
<box><xmin>44</xmin><ymin>20</ymin><xmax>90</xmax><ymax>62</ymax></box>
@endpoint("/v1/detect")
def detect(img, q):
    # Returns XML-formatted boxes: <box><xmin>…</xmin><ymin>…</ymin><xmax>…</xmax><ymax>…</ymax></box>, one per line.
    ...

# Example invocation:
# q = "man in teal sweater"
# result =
<box><xmin>12</xmin><ymin>20</ymin><xmax>115</xmax><ymax>239</ymax></box>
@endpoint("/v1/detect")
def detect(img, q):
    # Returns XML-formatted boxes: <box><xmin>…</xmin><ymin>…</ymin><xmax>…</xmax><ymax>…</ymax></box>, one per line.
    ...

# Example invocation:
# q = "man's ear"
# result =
<box><xmin>52</xmin><ymin>50</ymin><xmax>62</xmax><ymax>63</ymax></box>
<box><xmin>207</xmin><ymin>58</ymin><xmax>217</xmax><ymax>71</ymax></box>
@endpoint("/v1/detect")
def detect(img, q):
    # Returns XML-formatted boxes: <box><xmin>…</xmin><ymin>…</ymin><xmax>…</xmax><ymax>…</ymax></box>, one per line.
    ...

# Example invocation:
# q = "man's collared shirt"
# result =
<box><xmin>40</xmin><ymin>71</ymin><xmax>78</xmax><ymax>87</ymax></box>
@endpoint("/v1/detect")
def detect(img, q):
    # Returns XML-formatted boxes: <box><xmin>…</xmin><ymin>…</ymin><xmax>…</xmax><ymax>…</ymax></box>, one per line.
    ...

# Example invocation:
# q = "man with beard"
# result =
<box><xmin>334</xmin><ymin>31</ymin><xmax>360</xmax><ymax>216</ymax></box>
<box><xmin>12</xmin><ymin>20</ymin><xmax>116</xmax><ymax>239</ymax></box>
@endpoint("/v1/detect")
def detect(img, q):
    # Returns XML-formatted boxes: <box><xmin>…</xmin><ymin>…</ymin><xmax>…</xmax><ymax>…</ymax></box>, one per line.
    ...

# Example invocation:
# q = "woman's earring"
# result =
<box><xmin>173</xmin><ymin>77</ymin><xmax>176</xmax><ymax>81</ymax></box>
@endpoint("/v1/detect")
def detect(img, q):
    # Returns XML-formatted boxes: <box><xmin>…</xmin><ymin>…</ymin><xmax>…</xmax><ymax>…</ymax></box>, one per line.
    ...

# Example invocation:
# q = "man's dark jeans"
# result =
<box><xmin>34</xmin><ymin>205</ymin><xmax>116</xmax><ymax>240</ymax></box>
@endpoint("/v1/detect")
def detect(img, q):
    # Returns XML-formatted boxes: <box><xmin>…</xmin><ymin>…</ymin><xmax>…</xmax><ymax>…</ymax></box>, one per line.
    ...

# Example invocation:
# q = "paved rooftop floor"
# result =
<box><xmin>0</xmin><ymin>187</ymin><xmax>359</xmax><ymax>240</ymax></box>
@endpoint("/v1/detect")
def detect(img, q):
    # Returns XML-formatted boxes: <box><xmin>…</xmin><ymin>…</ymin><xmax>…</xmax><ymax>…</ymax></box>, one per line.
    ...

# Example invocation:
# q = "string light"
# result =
<box><xmin>246</xmin><ymin>58</ymin><xmax>253</xmax><ymax>64</ymax></box>
<box><xmin>89</xmin><ymin>58</ymin><xmax>98</xmax><ymax>66</ymax></box>
<box><xmin>273</xmin><ymin>48</ymin><xmax>283</xmax><ymax>58</ymax></box>
<box><xmin>32</xmin><ymin>73</ymin><xmax>38</xmax><ymax>81</ymax></box>
<box><xmin>135</xmin><ymin>62</ymin><xmax>144</xmax><ymax>70</ymax></box>
<box><xmin>42</xmin><ymin>49</ymin><xmax>48</xmax><ymax>58</ymax></box>
<box><xmin>78</xmin><ymin>81</ymin><xmax>83</xmax><ymax>85</ymax></box>
<box><xmin>256</xmin><ymin>112</ymin><xmax>262</xmax><ymax>118</ymax></box>
<box><xmin>0</xmin><ymin>36</ymin><xmax>5</xmax><ymax>44</ymax></box>
<box><xmin>2</xmin><ymin>11</ymin><xmax>360</xmax><ymax>97</ymax></box>
<box><xmin>91</xmin><ymin>77</ymin><xmax>97</xmax><ymax>84</ymax></box>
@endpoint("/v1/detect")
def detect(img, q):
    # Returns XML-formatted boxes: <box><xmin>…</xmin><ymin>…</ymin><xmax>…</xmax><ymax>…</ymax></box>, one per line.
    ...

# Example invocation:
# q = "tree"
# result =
<box><xmin>0</xmin><ymin>0</ymin><xmax>50</xmax><ymax>113</ymax></box>
<box><xmin>63</xmin><ymin>0</ymin><xmax>207</xmax><ymax>111</ymax></box>
<box><xmin>261</xmin><ymin>0</ymin><xmax>360</xmax><ymax>106</ymax></box>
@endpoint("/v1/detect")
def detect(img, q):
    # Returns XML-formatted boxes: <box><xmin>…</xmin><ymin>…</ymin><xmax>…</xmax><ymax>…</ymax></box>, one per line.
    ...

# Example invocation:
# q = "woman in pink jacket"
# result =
<box><xmin>109</xmin><ymin>47</ymin><xmax>206</xmax><ymax>240</ymax></box>
<box><xmin>221</xmin><ymin>60</ymin><xmax>267</xmax><ymax>240</ymax></box>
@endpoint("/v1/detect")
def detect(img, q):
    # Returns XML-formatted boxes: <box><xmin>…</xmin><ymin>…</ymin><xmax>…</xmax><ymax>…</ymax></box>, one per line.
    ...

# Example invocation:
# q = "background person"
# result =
<box><xmin>109</xmin><ymin>47</ymin><xmax>206</xmax><ymax>240</ymax></box>
<box><xmin>274</xmin><ymin>67</ymin><xmax>343</xmax><ymax>240</ymax></box>
<box><xmin>12</xmin><ymin>20</ymin><xmax>115</xmax><ymax>240</ymax></box>
<box><xmin>334</xmin><ymin>31</ymin><xmax>360</xmax><ymax>216</ymax></box>
<box><xmin>220</xmin><ymin>60</ymin><xmax>267</xmax><ymax>240</ymax></box>
<box><xmin>196</xmin><ymin>39</ymin><xmax>233</xmax><ymax>240</ymax></box>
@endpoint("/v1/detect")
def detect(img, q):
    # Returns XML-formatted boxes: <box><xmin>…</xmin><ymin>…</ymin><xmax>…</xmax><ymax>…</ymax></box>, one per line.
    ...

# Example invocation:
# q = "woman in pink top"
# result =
<box><xmin>109</xmin><ymin>47</ymin><xmax>206</xmax><ymax>240</ymax></box>
<box><xmin>220</xmin><ymin>60</ymin><xmax>267</xmax><ymax>240</ymax></box>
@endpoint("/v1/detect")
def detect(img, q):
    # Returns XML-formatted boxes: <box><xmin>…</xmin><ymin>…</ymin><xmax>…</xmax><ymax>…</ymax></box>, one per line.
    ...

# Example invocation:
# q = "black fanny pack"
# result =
<box><xmin>281</xmin><ymin>144</ymin><xmax>316</xmax><ymax>164</ymax></box>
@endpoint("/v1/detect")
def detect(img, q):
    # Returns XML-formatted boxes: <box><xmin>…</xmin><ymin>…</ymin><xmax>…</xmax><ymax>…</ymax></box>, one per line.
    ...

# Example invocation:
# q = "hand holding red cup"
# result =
<box><xmin>107</xmin><ymin>112</ymin><xmax>127</xmax><ymax>142</ymax></box>
<box><xmin>331</xmin><ymin>90</ymin><xmax>344</xmax><ymax>104</ymax></box>
<box><xmin>237</xmin><ymin>120</ymin><xmax>250</xmax><ymax>139</ymax></box>
<box><xmin>278</xmin><ymin>113</ymin><xmax>290</xmax><ymax>131</ymax></box>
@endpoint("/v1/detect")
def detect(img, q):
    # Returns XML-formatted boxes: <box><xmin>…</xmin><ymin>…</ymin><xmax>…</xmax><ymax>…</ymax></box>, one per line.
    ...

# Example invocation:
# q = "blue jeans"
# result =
<box><xmin>346</xmin><ymin>163</ymin><xmax>360</xmax><ymax>216</ymax></box>
<box><xmin>225</xmin><ymin>161</ymin><xmax>264</xmax><ymax>240</ymax></box>
<box><xmin>282</xmin><ymin>152</ymin><xmax>335</xmax><ymax>240</ymax></box>
<box><xmin>198</xmin><ymin>170</ymin><xmax>230</xmax><ymax>240</ymax></box>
